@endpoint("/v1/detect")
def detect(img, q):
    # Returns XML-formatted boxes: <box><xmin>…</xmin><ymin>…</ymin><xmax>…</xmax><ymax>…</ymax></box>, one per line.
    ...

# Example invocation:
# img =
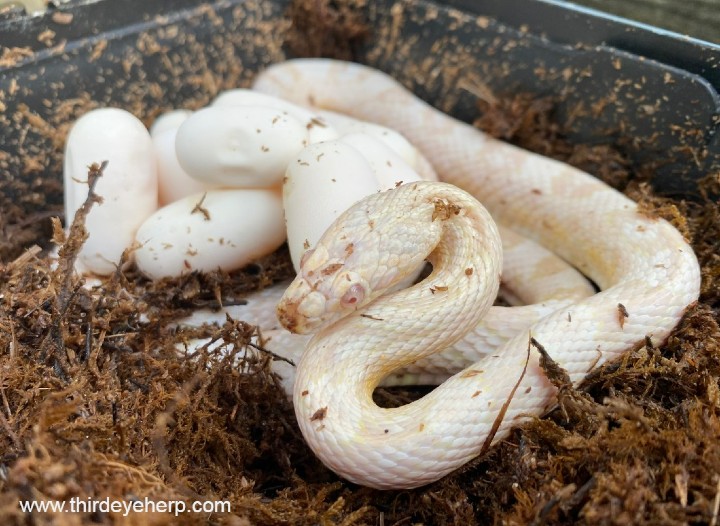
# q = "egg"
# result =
<box><xmin>134</xmin><ymin>189</ymin><xmax>285</xmax><ymax>280</ymax></box>
<box><xmin>213</xmin><ymin>89</ymin><xmax>338</xmax><ymax>144</ymax></box>
<box><xmin>283</xmin><ymin>140</ymin><xmax>382</xmax><ymax>271</ymax></box>
<box><xmin>153</xmin><ymin>128</ymin><xmax>213</xmax><ymax>205</ymax></box>
<box><xmin>63</xmin><ymin>107</ymin><xmax>157</xmax><ymax>275</ymax></box>
<box><xmin>149</xmin><ymin>109</ymin><xmax>192</xmax><ymax>138</ymax></box>
<box><xmin>337</xmin><ymin>133</ymin><xmax>424</xmax><ymax>190</ymax></box>
<box><xmin>318</xmin><ymin>109</ymin><xmax>438</xmax><ymax>181</ymax></box>
<box><xmin>175</xmin><ymin>106</ymin><xmax>311</xmax><ymax>188</ymax></box>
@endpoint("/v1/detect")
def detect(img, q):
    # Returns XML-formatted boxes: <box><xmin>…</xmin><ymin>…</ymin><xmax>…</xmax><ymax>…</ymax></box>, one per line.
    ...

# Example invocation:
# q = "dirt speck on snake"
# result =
<box><xmin>0</xmin><ymin>0</ymin><xmax>719</xmax><ymax>524</ymax></box>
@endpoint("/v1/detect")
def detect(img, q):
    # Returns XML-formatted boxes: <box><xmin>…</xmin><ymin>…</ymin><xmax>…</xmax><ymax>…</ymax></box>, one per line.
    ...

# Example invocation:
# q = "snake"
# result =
<box><xmin>187</xmin><ymin>58</ymin><xmax>705</xmax><ymax>490</ymax></box>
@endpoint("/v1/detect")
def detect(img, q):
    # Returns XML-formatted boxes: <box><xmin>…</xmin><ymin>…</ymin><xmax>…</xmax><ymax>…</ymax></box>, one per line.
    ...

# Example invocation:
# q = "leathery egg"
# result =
<box><xmin>175</xmin><ymin>105</ymin><xmax>310</xmax><ymax>187</ymax></box>
<box><xmin>284</xmin><ymin>136</ymin><xmax>428</xmax><ymax>286</ymax></box>
<box><xmin>134</xmin><ymin>189</ymin><xmax>285</xmax><ymax>280</ymax></box>
<box><xmin>154</xmin><ymin>127</ymin><xmax>212</xmax><ymax>206</ymax></box>
<box><xmin>63</xmin><ymin>107</ymin><xmax>157</xmax><ymax>275</ymax></box>
<box><xmin>337</xmin><ymin>133</ymin><xmax>424</xmax><ymax>190</ymax></box>
<box><xmin>150</xmin><ymin>109</ymin><xmax>214</xmax><ymax>205</ymax></box>
<box><xmin>318</xmin><ymin>109</ymin><xmax>438</xmax><ymax>181</ymax></box>
<box><xmin>149</xmin><ymin>109</ymin><xmax>192</xmax><ymax>138</ymax></box>
<box><xmin>284</xmin><ymin>140</ymin><xmax>381</xmax><ymax>271</ymax></box>
<box><xmin>212</xmin><ymin>89</ymin><xmax>338</xmax><ymax>144</ymax></box>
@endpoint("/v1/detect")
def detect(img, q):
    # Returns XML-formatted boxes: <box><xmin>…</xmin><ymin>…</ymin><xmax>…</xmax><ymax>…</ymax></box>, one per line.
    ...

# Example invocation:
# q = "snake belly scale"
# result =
<box><xmin>253</xmin><ymin>59</ymin><xmax>702</xmax><ymax>489</ymax></box>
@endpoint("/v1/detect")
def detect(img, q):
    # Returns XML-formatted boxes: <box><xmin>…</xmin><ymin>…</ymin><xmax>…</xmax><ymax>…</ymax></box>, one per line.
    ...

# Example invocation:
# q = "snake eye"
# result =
<box><xmin>341</xmin><ymin>283</ymin><xmax>365</xmax><ymax>308</ymax></box>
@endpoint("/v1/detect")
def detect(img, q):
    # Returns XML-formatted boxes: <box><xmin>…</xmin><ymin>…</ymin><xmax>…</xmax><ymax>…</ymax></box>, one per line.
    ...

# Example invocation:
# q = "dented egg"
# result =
<box><xmin>175</xmin><ymin>106</ymin><xmax>310</xmax><ymax>188</ymax></box>
<box><xmin>212</xmin><ymin>89</ymin><xmax>338</xmax><ymax>144</ymax></box>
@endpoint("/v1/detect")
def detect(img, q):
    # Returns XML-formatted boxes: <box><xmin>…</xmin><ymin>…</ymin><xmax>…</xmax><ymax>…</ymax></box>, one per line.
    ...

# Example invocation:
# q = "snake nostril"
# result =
<box><xmin>297</xmin><ymin>291</ymin><xmax>326</xmax><ymax>320</ymax></box>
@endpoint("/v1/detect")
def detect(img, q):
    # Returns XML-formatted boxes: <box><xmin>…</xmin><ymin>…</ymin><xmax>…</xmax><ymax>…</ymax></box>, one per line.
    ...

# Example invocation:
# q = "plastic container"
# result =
<box><xmin>0</xmin><ymin>0</ymin><xmax>718</xmax><ymax>222</ymax></box>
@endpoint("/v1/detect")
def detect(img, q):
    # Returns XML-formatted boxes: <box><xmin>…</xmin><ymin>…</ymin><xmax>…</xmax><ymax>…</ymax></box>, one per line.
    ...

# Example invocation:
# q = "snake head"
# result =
<box><xmin>277</xmin><ymin>183</ymin><xmax>448</xmax><ymax>334</ymax></box>
<box><xmin>277</xmin><ymin>244</ymin><xmax>372</xmax><ymax>334</ymax></box>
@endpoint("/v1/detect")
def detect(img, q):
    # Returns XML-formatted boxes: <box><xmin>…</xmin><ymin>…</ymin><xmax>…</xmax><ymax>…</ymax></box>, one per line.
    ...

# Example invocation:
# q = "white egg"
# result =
<box><xmin>134</xmin><ymin>189</ymin><xmax>285</xmax><ymax>280</ymax></box>
<box><xmin>212</xmin><ymin>89</ymin><xmax>338</xmax><ymax>144</ymax></box>
<box><xmin>63</xmin><ymin>107</ymin><xmax>157</xmax><ymax>275</ymax></box>
<box><xmin>338</xmin><ymin>133</ymin><xmax>424</xmax><ymax>190</ymax></box>
<box><xmin>154</xmin><ymin>128</ymin><xmax>213</xmax><ymax>205</ymax></box>
<box><xmin>318</xmin><ymin>109</ymin><xmax>438</xmax><ymax>181</ymax></box>
<box><xmin>149</xmin><ymin>109</ymin><xmax>192</xmax><ymax>138</ymax></box>
<box><xmin>284</xmin><ymin>140</ymin><xmax>381</xmax><ymax>271</ymax></box>
<box><xmin>175</xmin><ymin>106</ymin><xmax>311</xmax><ymax>188</ymax></box>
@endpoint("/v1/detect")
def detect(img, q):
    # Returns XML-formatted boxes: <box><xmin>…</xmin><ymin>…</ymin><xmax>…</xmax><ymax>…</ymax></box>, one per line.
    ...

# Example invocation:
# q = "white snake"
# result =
<box><xmin>197</xmin><ymin>59</ymin><xmax>702</xmax><ymax>490</ymax></box>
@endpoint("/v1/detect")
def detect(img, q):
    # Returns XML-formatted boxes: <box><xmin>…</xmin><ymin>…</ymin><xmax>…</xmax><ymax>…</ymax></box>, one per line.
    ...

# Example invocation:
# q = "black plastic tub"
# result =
<box><xmin>1</xmin><ymin>0</ymin><xmax>718</xmax><ymax>224</ymax></box>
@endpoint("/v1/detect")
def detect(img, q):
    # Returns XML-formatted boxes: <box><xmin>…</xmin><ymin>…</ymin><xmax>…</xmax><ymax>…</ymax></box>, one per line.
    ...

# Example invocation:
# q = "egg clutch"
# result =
<box><xmin>62</xmin><ymin>89</ymin><xmax>437</xmax><ymax>280</ymax></box>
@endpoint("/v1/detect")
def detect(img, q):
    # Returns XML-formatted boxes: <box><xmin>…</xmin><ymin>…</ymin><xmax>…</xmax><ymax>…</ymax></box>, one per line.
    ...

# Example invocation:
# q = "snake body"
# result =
<box><xmin>247</xmin><ymin>59</ymin><xmax>702</xmax><ymax>489</ymax></box>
